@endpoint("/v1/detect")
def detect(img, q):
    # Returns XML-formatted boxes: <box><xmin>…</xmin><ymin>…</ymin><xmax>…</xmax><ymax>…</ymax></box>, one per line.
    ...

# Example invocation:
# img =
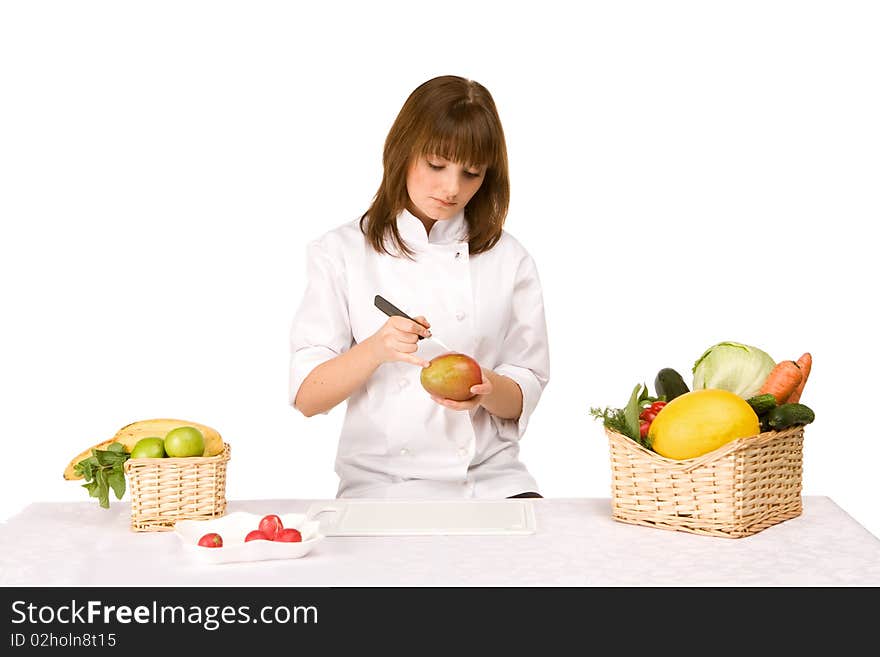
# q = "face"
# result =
<box><xmin>405</xmin><ymin>154</ymin><xmax>486</xmax><ymax>223</ymax></box>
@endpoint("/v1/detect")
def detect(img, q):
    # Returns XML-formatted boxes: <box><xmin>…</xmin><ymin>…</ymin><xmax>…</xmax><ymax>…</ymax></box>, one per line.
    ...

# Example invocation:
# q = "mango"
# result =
<box><xmin>420</xmin><ymin>353</ymin><xmax>482</xmax><ymax>401</ymax></box>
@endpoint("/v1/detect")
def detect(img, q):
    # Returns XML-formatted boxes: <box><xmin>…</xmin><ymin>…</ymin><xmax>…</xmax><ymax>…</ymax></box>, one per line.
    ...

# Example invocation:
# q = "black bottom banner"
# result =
<box><xmin>0</xmin><ymin>586</ymin><xmax>871</xmax><ymax>650</ymax></box>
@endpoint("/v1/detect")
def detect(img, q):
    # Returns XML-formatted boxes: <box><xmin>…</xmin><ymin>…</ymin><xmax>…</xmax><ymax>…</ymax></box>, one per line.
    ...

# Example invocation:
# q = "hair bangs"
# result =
<box><xmin>419</xmin><ymin>106</ymin><xmax>500</xmax><ymax>170</ymax></box>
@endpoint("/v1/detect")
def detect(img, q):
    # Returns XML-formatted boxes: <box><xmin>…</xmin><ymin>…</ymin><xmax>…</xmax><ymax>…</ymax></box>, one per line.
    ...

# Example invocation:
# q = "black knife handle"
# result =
<box><xmin>374</xmin><ymin>295</ymin><xmax>426</xmax><ymax>340</ymax></box>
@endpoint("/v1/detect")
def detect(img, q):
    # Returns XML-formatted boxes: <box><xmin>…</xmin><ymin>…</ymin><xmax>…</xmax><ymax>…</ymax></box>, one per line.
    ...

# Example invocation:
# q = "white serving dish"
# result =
<box><xmin>305</xmin><ymin>499</ymin><xmax>537</xmax><ymax>536</ymax></box>
<box><xmin>174</xmin><ymin>512</ymin><xmax>324</xmax><ymax>565</ymax></box>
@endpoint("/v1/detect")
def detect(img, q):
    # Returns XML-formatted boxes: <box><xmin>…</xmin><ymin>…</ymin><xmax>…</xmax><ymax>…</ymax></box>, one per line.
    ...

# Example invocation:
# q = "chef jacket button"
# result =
<box><xmin>455</xmin><ymin>311</ymin><xmax>466</xmax><ymax>321</ymax></box>
<box><xmin>398</xmin><ymin>378</ymin><xmax>409</xmax><ymax>389</ymax></box>
<box><xmin>455</xmin><ymin>251</ymin><xmax>461</xmax><ymax>259</ymax></box>
<box><xmin>458</xmin><ymin>447</ymin><xmax>469</xmax><ymax>458</ymax></box>
<box><xmin>399</xmin><ymin>448</ymin><xmax>409</xmax><ymax>456</ymax></box>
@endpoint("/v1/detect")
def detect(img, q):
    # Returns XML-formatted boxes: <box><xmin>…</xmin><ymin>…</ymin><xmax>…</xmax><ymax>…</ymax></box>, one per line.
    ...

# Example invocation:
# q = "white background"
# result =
<box><xmin>2</xmin><ymin>1</ymin><xmax>878</xmax><ymax>540</ymax></box>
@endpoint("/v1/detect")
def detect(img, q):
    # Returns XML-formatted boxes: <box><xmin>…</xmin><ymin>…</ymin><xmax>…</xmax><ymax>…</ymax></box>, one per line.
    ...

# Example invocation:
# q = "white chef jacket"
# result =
<box><xmin>288</xmin><ymin>208</ymin><xmax>550</xmax><ymax>499</ymax></box>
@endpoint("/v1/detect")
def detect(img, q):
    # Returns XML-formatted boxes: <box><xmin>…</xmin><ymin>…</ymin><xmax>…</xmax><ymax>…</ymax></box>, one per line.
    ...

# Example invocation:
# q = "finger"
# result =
<box><xmin>408</xmin><ymin>325</ymin><xmax>430</xmax><ymax>338</ymax></box>
<box><xmin>411</xmin><ymin>320</ymin><xmax>431</xmax><ymax>337</ymax></box>
<box><xmin>396</xmin><ymin>315</ymin><xmax>430</xmax><ymax>337</ymax></box>
<box><xmin>389</xmin><ymin>315</ymin><xmax>427</xmax><ymax>331</ymax></box>
<box><xmin>388</xmin><ymin>315</ymin><xmax>413</xmax><ymax>331</ymax></box>
<box><xmin>392</xmin><ymin>342</ymin><xmax>430</xmax><ymax>365</ymax></box>
<box><xmin>413</xmin><ymin>315</ymin><xmax>431</xmax><ymax>329</ymax></box>
<box><xmin>430</xmin><ymin>395</ymin><xmax>474</xmax><ymax>411</ymax></box>
<box><xmin>470</xmin><ymin>384</ymin><xmax>492</xmax><ymax>395</ymax></box>
<box><xmin>430</xmin><ymin>395</ymin><xmax>457</xmax><ymax>408</ymax></box>
<box><xmin>393</xmin><ymin>340</ymin><xmax>419</xmax><ymax>354</ymax></box>
<box><xmin>395</xmin><ymin>330</ymin><xmax>420</xmax><ymax>344</ymax></box>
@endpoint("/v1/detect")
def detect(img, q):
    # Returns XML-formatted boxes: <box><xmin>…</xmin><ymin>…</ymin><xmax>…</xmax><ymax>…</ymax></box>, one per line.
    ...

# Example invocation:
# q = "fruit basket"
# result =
<box><xmin>123</xmin><ymin>443</ymin><xmax>232</xmax><ymax>532</ymax></box>
<box><xmin>606</xmin><ymin>427</ymin><xmax>804</xmax><ymax>538</ymax></box>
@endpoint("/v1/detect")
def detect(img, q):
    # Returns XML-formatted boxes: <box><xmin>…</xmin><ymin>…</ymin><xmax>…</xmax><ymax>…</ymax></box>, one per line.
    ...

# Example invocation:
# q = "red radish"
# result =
<box><xmin>198</xmin><ymin>533</ymin><xmax>223</xmax><ymax>548</ymax></box>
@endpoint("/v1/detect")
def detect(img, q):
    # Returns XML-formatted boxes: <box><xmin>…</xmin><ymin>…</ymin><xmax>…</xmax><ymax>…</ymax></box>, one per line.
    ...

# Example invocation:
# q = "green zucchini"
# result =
<box><xmin>767</xmin><ymin>403</ymin><xmax>815</xmax><ymax>430</ymax></box>
<box><xmin>654</xmin><ymin>368</ymin><xmax>689</xmax><ymax>402</ymax></box>
<box><xmin>747</xmin><ymin>393</ymin><xmax>778</xmax><ymax>417</ymax></box>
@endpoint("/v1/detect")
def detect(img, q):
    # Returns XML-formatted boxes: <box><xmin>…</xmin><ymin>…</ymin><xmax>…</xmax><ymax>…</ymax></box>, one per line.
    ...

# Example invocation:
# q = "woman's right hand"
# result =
<box><xmin>364</xmin><ymin>315</ymin><xmax>433</xmax><ymax>368</ymax></box>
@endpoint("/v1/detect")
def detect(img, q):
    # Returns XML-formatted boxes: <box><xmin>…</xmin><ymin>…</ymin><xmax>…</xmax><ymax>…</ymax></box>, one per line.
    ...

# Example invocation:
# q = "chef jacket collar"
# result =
<box><xmin>397</xmin><ymin>207</ymin><xmax>468</xmax><ymax>245</ymax></box>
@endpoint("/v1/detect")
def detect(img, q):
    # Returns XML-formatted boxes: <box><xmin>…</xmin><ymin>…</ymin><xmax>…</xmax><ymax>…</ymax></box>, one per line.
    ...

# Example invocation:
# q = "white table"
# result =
<box><xmin>1</xmin><ymin>497</ymin><xmax>878</xmax><ymax>586</ymax></box>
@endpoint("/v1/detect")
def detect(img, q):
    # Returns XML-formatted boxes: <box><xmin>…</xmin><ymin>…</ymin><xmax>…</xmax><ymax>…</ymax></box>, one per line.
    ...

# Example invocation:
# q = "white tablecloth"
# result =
<box><xmin>1</xmin><ymin>497</ymin><xmax>878</xmax><ymax>586</ymax></box>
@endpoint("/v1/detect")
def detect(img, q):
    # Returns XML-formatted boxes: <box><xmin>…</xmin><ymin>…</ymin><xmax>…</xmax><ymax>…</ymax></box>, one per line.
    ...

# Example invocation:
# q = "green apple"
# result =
<box><xmin>130</xmin><ymin>436</ymin><xmax>166</xmax><ymax>459</ymax></box>
<box><xmin>163</xmin><ymin>426</ymin><xmax>205</xmax><ymax>457</ymax></box>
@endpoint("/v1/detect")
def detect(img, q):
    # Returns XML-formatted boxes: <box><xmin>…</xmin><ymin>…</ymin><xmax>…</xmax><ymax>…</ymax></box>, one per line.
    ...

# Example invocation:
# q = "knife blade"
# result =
<box><xmin>373</xmin><ymin>295</ymin><xmax>453</xmax><ymax>352</ymax></box>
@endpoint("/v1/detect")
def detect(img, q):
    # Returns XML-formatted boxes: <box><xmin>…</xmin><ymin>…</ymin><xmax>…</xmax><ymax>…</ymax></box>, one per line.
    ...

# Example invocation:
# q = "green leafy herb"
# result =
<box><xmin>589</xmin><ymin>405</ymin><xmax>631</xmax><ymax>438</ymax></box>
<box><xmin>73</xmin><ymin>442</ymin><xmax>130</xmax><ymax>509</ymax></box>
<box><xmin>589</xmin><ymin>382</ymin><xmax>653</xmax><ymax>447</ymax></box>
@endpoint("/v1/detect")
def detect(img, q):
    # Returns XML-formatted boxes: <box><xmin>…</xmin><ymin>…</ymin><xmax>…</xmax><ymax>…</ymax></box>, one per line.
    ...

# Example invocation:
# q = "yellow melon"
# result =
<box><xmin>648</xmin><ymin>388</ymin><xmax>760</xmax><ymax>460</ymax></box>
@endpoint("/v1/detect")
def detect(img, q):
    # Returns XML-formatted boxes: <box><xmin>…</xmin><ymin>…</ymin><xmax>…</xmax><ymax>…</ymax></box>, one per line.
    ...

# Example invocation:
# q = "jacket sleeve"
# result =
<box><xmin>491</xmin><ymin>252</ymin><xmax>550</xmax><ymax>440</ymax></box>
<box><xmin>288</xmin><ymin>238</ymin><xmax>353</xmax><ymax>412</ymax></box>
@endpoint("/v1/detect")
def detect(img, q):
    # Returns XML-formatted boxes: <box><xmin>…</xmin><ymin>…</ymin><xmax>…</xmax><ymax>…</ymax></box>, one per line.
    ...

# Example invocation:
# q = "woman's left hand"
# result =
<box><xmin>430</xmin><ymin>368</ymin><xmax>493</xmax><ymax>411</ymax></box>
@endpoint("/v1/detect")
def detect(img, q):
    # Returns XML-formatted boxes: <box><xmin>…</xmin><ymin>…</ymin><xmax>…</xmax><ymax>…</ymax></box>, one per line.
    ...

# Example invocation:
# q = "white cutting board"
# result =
<box><xmin>304</xmin><ymin>499</ymin><xmax>537</xmax><ymax>536</ymax></box>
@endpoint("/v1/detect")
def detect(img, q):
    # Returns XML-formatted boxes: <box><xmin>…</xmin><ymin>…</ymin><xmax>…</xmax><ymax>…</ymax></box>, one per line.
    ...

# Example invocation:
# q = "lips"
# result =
<box><xmin>431</xmin><ymin>197</ymin><xmax>456</xmax><ymax>207</ymax></box>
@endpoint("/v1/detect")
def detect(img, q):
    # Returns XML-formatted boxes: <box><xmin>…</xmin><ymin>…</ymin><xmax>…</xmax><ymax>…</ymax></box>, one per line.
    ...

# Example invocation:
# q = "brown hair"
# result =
<box><xmin>360</xmin><ymin>75</ymin><xmax>510</xmax><ymax>258</ymax></box>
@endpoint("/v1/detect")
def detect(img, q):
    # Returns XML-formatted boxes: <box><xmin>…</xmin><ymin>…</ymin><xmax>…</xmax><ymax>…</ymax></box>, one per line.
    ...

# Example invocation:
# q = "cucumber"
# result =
<box><xmin>767</xmin><ymin>403</ymin><xmax>815</xmax><ymax>430</ymax></box>
<box><xmin>654</xmin><ymin>368</ymin><xmax>689</xmax><ymax>402</ymax></box>
<box><xmin>747</xmin><ymin>393</ymin><xmax>777</xmax><ymax>417</ymax></box>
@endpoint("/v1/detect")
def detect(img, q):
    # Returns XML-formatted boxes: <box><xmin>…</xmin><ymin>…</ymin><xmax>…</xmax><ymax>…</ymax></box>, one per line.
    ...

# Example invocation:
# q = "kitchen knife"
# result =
<box><xmin>373</xmin><ymin>295</ymin><xmax>453</xmax><ymax>352</ymax></box>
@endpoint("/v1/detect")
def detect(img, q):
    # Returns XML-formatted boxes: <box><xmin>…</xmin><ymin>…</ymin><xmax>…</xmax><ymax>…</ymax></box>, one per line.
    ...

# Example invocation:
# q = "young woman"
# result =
<box><xmin>289</xmin><ymin>75</ymin><xmax>550</xmax><ymax>499</ymax></box>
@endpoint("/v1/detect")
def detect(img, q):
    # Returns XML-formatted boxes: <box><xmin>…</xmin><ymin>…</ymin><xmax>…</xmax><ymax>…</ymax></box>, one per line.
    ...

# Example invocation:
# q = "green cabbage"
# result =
<box><xmin>692</xmin><ymin>341</ymin><xmax>776</xmax><ymax>399</ymax></box>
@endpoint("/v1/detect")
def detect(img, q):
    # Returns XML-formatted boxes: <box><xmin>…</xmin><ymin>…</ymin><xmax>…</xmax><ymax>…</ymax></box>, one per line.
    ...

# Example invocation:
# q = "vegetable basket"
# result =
<box><xmin>606</xmin><ymin>427</ymin><xmax>804</xmax><ymax>538</ymax></box>
<box><xmin>123</xmin><ymin>443</ymin><xmax>231</xmax><ymax>532</ymax></box>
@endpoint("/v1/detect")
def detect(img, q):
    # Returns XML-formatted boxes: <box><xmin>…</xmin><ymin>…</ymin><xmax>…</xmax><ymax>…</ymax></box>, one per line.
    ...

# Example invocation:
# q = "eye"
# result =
<box><xmin>464</xmin><ymin>170</ymin><xmax>483</xmax><ymax>179</ymax></box>
<box><xmin>427</xmin><ymin>162</ymin><xmax>444</xmax><ymax>171</ymax></box>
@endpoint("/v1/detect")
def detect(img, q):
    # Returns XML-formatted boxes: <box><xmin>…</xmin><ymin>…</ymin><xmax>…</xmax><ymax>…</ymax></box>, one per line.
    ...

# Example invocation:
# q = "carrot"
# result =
<box><xmin>785</xmin><ymin>352</ymin><xmax>812</xmax><ymax>403</ymax></box>
<box><xmin>758</xmin><ymin>360</ymin><xmax>802</xmax><ymax>405</ymax></box>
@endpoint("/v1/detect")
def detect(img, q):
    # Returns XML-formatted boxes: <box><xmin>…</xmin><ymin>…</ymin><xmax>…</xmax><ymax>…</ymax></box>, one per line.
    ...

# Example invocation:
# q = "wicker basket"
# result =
<box><xmin>606</xmin><ymin>427</ymin><xmax>803</xmax><ymax>538</ymax></box>
<box><xmin>123</xmin><ymin>443</ymin><xmax>231</xmax><ymax>532</ymax></box>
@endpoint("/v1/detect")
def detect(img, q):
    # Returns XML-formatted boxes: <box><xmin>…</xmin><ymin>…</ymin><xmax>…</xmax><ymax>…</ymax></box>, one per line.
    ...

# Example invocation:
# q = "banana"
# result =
<box><xmin>63</xmin><ymin>418</ymin><xmax>225</xmax><ymax>480</ymax></box>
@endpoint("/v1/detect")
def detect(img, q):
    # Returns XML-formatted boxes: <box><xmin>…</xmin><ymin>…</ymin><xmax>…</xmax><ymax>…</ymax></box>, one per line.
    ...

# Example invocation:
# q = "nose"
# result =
<box><xmin>441</xmin><ymin>169</ymin><xmax>459</xmax><ymax>201</ymax></box>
